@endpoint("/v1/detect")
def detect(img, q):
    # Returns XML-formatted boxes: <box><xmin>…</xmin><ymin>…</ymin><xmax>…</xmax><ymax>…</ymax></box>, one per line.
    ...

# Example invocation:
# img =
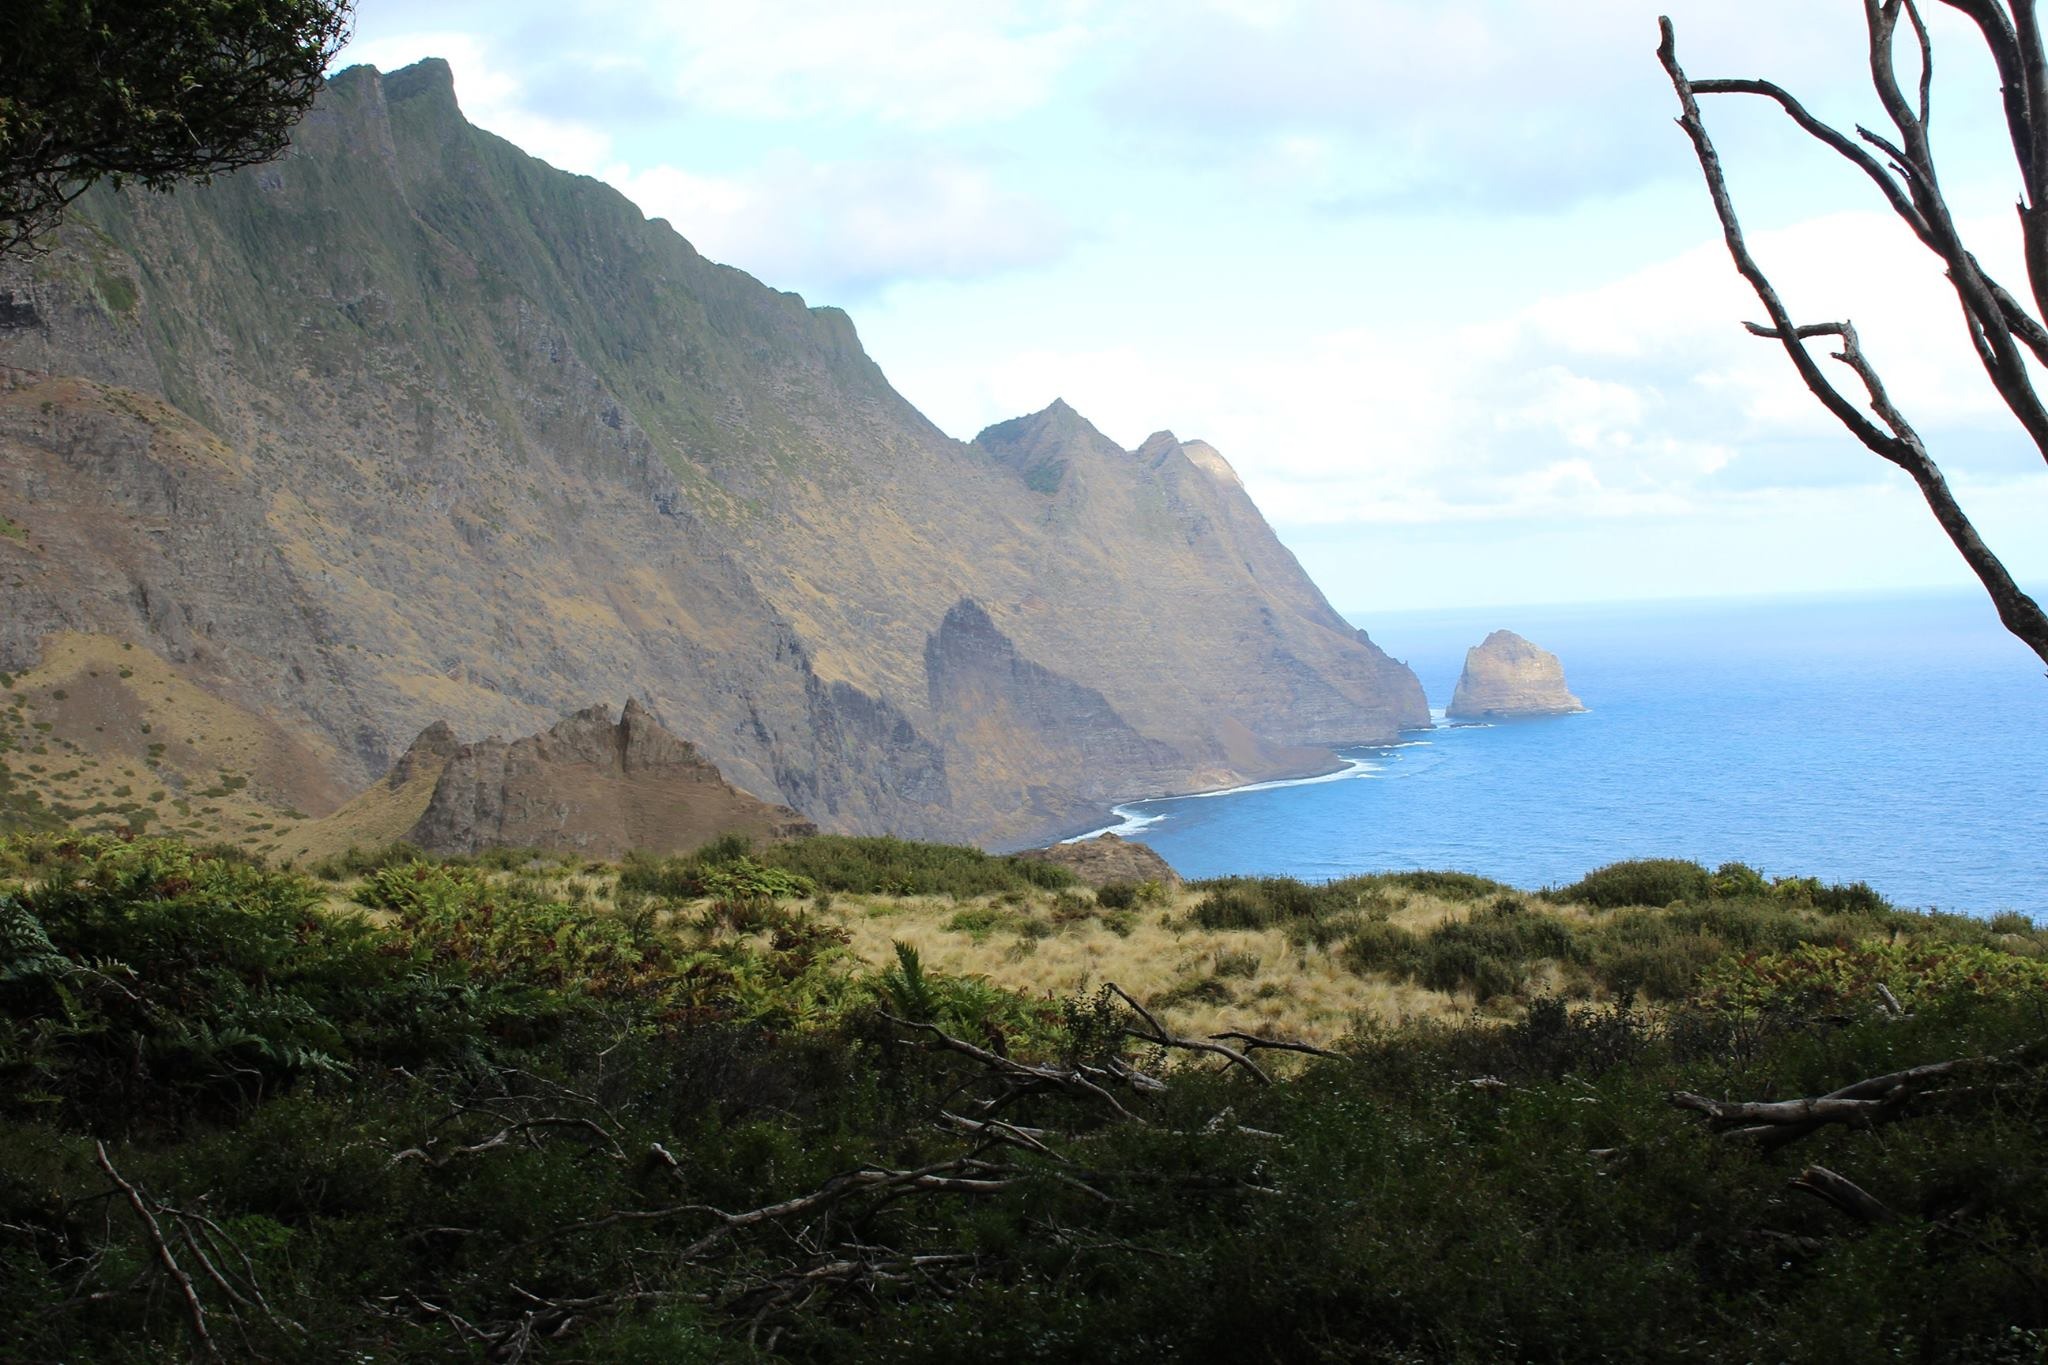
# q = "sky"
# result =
<box><xmin>332</xmin><ymin>1</ymin><xmax>2048</xmax><ymax>614</ymax></box>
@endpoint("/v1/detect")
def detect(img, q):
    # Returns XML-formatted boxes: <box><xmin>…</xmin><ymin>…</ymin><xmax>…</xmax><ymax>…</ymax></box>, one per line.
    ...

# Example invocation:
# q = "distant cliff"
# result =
<box><xmin>0</xmin><ymin>57</ymin><xmax>1425</xmax><ymax>849</ymax></box>
<box><xmin>1447</xmin><ymin>632</ymin><xmax>1585</xmax><ymax>720</ymax></box>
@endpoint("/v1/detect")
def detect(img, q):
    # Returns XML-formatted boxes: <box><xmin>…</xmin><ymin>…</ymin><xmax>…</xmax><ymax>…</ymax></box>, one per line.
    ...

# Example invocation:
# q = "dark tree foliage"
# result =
<box><xmin>0</xmin><ymin>0</ymin><xmax>352</xmax><ymax>255</ymax></box>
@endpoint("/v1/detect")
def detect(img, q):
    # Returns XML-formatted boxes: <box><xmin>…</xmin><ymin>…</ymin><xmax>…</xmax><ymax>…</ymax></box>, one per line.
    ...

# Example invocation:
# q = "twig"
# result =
<box><xmin>95</xmin><ymin>1141</ymin><xmax>215</xmax><ymax>1357</ymax></box>
<box><xmin>1209</xmin><ymin>1030</ymin><xmax>1345</xmax><ymax>1060</ymax></box>
<box><xmin>1105</xmin><ymin>983</ymin><xmax>1271</xmax><ymax>1084</ymax></box>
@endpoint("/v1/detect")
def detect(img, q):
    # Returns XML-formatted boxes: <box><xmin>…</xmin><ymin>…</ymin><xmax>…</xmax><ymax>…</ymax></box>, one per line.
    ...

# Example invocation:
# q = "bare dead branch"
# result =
<box><xmin>1792</xmin><ymin>1164</ymin><xmax>1902</xmax><ymax>1224</ymax></box>
<box><xmin>388</xmin><ymin>1115</ymin><xmax>621</xmax><ymax>1168</ymax></box>
<box><xmin>94</xmin><ymin>1142</ymin><xmax>215</xmax><ymax>1357</ymax></box>
<box><xmin>1209</xmin><ymin>1030</ymin><xmax>1346</xmax><ymax>1060</ymax></box>
<box><xmin>1658</xmin><ymin>15</ymin><xmax>2048</xmax><ymax>668</ymax></box>
<box><xmin>883</xmin><ymin>1012</ymin><xmax>1149</xmax><ymax>1122</ymax></box>
<box><xmin>1908</xmin><ymin>0</ymin><xmax>1936</xmax><ymax>128</ymax></box>
<box><xmin>1670</xmin><ymin>1035</ymin><xmax>2048</xmax><ymax>1149</ymax></box>
<box><xmin>1105</xmin><ymin>983</ymin><xmax>1271</xmax><ymax>1084</ymax></box>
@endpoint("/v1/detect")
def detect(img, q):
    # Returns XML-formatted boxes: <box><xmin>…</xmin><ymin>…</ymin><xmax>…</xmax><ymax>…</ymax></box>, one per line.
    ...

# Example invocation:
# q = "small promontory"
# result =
<box><xmin>286</xmin><ymin>701</ymin><xmax>816</xmax><ymax>861</ymax></box>
<box><xmin>1446</xmin><ymin>631</ymin><xmax>1586</xmax><ymax>720</ymax></box>
<box><xmin>1014</xmin><ymin>833</ymin><xmax>1182</xmax><ymax>890</ymax></box>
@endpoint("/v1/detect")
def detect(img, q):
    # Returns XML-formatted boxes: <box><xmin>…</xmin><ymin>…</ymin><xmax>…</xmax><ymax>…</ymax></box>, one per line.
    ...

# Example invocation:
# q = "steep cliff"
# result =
<box><xmin>1447</xmin><ymin>631</ymin><xmax>1586</xmax><ymax>720</ymax></box>
<box><xmin>0</xmin><ymin>58</ymin><xmax>1425</xmax><ymax>848</ymax></box>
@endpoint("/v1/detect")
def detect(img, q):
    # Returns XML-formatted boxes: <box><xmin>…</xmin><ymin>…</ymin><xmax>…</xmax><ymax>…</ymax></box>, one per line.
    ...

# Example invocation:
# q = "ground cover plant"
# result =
<box><xmin>1</xmin><ymin>836</ymin><xmax>2044</xmax><ymax>1361</ymax></box>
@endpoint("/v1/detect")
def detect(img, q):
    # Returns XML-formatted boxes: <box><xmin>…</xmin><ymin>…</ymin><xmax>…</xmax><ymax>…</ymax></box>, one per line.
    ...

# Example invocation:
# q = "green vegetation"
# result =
<box><xmin>2</xmin><ymin>836</ymin><xmax>2044</xmax><ymax>1361</ymax></box>
<box><xmin>642</xmin><ymin>832</ymin><xmax>1077</xmax><ymax>898</ymax></box>
<box><xmin>1182</xmin><ymin>859</ymin><xmax>2039</xmax><ymax>1007</ymax></box>
<box><xmin>1</xmin><ymin>0</ymin><xmax>350</xmax><ymax>255</ymax></box>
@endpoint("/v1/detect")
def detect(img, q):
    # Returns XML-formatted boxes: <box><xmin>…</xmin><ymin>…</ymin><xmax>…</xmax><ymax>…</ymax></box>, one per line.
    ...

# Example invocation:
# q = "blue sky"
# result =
<box><xmin>334</xmin><ymin>1</ymin><xmax>2048</xmax><ymax>613</ymax></box>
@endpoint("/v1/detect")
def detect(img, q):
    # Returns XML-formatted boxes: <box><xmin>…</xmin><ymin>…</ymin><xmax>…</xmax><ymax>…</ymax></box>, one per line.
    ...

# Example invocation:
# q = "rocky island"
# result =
<box><xmin>1446</xmin><ymin>630</ymin><xmax>1586</xmax><ymax>719</ymax></box>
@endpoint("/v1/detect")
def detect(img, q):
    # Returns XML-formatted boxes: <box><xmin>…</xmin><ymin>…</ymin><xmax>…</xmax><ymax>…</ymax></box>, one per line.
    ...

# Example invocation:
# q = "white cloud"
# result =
<box><xmin>892</xmin><ymin>205</ymin><xmax>2043</xmax><ymax>535</ymax></box>
<box><xmin>1101</xmin><ymin>0</ymin><xmax>2003</xmax><ymax>210</ymax></box>
<box><xmin>647</xmin><ymin>1</ymin><xmax>1097</xmax><ymax>129</ymax></box>
<box><xmin>614</xmin><ymin>156</ymin><xmax>1073</xmax><ymax>296</ymax></box>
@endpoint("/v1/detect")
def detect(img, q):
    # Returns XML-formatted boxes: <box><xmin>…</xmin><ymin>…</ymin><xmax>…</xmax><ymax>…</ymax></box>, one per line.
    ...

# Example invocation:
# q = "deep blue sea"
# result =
<box><xmin>1094</xmin><ymin>589</ymin><xmax>2048</xmax><ymax>915</ymax></box>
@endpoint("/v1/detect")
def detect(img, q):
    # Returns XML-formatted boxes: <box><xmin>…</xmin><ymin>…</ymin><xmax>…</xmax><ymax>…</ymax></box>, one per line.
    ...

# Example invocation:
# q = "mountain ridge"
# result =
<box><xmin>0</xmin><ymin>57</ymin><xmax>1426</xmax><ymax>852</ymax></box>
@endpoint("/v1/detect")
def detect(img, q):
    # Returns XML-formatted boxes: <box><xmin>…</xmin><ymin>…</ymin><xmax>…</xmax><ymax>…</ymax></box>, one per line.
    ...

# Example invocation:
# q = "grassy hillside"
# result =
<box><xmin>2</xmin><ymin>834</ymin><xmax>2044</xmax><ymax>1361</ymax></box>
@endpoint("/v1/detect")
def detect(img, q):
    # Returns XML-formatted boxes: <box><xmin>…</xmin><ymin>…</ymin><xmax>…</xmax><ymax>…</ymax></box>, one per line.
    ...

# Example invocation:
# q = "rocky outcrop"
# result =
<box><xmin>0</xmin><ymin>58</ymin><xmax>1427</xmax><ymax>849</ymax></box>
<box><xmin>1446</xmin><ymin>632</ymin><xmax>1586</xmax><ymax>720</ymax></box>
<box><xmin>1014</xmin><ymin>833</ymin><xmax>1182</xmax><ymax>890</ymax></box>
<box><xmin>302</xmin><ymin>701</ymin><xmax>816</xmax><ymax>860</ymax></box>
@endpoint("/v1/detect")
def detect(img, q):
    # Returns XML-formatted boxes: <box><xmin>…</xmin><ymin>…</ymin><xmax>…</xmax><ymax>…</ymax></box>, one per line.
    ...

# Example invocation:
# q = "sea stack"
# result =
<box><xmin>1446</xmin><ymin>631</ymin><xmax>1586</xmax><ymax>720</ymax></box>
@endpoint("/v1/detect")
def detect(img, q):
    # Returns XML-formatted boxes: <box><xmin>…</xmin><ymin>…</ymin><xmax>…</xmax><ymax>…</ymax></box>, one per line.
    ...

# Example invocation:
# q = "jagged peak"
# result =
<box><xmin>379</xmin><ymin>57</ymin><xmax>461</xmax><ymax>112</ymax></box>
<box><xmin>974</xmin><ymin>397</ymin><xmax>1102</xmax><ymax>447</ymax></box>
<box><xmin>1178</xmin><ymin>438</ymin><xmax>1242</xmax><ymax>486</ymax></box>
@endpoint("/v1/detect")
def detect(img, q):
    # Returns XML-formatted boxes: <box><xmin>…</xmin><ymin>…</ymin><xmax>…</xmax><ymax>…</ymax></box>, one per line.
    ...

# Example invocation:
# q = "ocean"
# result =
<box><xmin>1091</xmin><ymin>589</ymin><xmax>2048</xmax><ymax>916</ymax></box>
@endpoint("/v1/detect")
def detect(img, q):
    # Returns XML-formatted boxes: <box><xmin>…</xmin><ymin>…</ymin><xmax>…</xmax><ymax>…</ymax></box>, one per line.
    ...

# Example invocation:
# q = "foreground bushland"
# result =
<box><xmin>2</xmin><ymin>836</ymin><xmax>2045</xmax><ymax>1362</ymax></box>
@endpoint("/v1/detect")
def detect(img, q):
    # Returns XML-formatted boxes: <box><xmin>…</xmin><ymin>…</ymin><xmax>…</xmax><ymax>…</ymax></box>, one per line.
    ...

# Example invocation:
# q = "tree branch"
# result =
<box><xmin>95</xmin><ymin>1142</ymin><xmax>215</xmax><ymax>1358</ymax></box>
<box><xmin>1659</xmin><ymin>15</ymin><xmax>2048</xmax><ymax>669</ymax></box>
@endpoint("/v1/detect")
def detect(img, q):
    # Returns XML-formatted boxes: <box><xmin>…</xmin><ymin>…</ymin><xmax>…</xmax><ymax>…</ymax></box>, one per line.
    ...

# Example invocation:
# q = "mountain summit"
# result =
<box><xmin>0</xmin><ymin>58</ymin><xmax>1425</xmax><ymax>849</ymax></box>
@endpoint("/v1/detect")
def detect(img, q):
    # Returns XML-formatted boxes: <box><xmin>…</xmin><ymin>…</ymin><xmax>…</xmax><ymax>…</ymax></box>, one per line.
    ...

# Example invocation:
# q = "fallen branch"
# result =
<box><xmin>1210</xmin><ymin>1030</ymin><xmax>1345</xmax><ymax>1060</ymax></box>
<box><xmin>95</xmin><ymin>1141</ymin><xmax>214</xmax><ymax>1358</ymax></box>
<box><xmin>1792</xmin><ymin>1165</ymin><xmax>1900</xmax><ymax>1225</ymax></box>
<box><xmin>1106</xmin><ymin>982</ymin><xmax>1271</xmax><ymax>1085</ymax></box>
<box><xmin>884</xmin><ymin>1013</ymin><xmax>1148</xmax><ymax>1122</ymax></box>
<box><xmin>1670</xmin><ymin>1037</ymin><xmax>2048</xmax><ymax>1149</ymax></box>
<box><xmin>389</xmin><ymin>1115</ymin><xmax>621</xmax><ymax>1168</ymax></box>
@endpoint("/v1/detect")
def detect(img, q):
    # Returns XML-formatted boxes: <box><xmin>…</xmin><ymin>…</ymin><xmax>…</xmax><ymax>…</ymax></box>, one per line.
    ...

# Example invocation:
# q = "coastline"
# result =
<box><xmin>1047</xmin><ymin>735</ymin><xmax>1433</xmax><ymax>848</ymax></box>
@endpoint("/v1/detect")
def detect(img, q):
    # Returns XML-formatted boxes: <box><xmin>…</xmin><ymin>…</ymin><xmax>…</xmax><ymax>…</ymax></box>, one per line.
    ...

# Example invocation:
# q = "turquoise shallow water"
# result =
<box><xmin>1098</xmin><ymin>589</ymin><xmax>2048</xmax><ymax>915</ymax></box>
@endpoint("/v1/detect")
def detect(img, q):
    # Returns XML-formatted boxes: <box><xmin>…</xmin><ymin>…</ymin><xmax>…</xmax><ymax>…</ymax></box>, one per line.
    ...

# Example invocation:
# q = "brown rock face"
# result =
<box><xmin>323</xmin><ymin>701</ymin><xmax>816</xmax><ymax>860</ymax></box>
<box><xmin>1446</xmin><ymin>631</ymin><xmax>1586</xmax><ymax>720</ymax></box>
<box><xmin>0</xmin><ymin>58</ymin><xmax>1426</xmax><ymax>848</ymax></box>
<box><xmin>1014</xmin><ymin>834</ymin><xmax>1182</xmax><ymax>889</ymax></box>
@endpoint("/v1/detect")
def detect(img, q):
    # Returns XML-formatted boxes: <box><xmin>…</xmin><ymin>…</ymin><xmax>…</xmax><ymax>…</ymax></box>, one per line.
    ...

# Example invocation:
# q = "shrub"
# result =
<box><xmin>1095</xmin><ymin>880</ymin><xmax>1140</xmax><ymax>911</ymax></box>
<box><xmin>1339</xmin><ymin>921</ymin><xmax>1422</xmax><ymax>977</ymax></box>
<box><xmin>306</xmin><ymin>840</ymin><xmax>424</xmax><ymax>881</ymax></box>
<box><xmin>1378</xmin><ymin>869</ymin><xmax>1514</xmax><ymax>900</ymax></box>
<box><xmin>1189</xmin><ymin>876</ymin><xmax>1323</xmax><ymax>930</ymax></box>
<box><xmin>1551</xmin><ymin>858</ymin><xmax>1716</xmax><ymax>908</ymax></box>
<box><xmin>758</xmin><ymin>836</ymin><xmax>1073</xmax><ymax>897</ymax></box>
<box><xmin>1700</xmin><ymin>941</ymin><xmax>2048</xmax><ymax>1014</ymax></box>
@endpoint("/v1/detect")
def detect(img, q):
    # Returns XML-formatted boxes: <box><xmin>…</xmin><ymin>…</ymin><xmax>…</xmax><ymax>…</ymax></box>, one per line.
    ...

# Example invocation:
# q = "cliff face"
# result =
<box><xmin>409</xmin><ymin>701</ymin><xmax>814</xmax><ymax>858</ymax></box>
<box><xmin>1446</xmin><ymin>632</ymin><xmax>1586</xmax><ymax>720</ymax></box>
<box><xmin>0</xmin><ymin>58</ymin><xmax>1425</xmax><ymax>849</ymax></box>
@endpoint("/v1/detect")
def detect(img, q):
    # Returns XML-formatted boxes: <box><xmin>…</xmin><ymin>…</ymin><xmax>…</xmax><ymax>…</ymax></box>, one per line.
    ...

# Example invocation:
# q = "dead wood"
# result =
<box><xmin>1106</xmin><ymin>982</ymin><xmax>1271</xmax><ymax>1083</ymax></box>
<box><xmin>95</xmin><ymin>1141</ymin><xmax>215</xmax><ymax>1358</ymax></box>
<box><xmin>1658</xmin><ymin>12</ymin><xmax>2048</xmax><ymax>666</ymax></box>
<box><xmin>1670</xmin><ymin>1036</ymin><xmax>2047</xmax><ymax>1149</ymax></box>
<box><xmin>1210</xmin><ymin>1029</ymin><xmax>1346</xmax><ymax>1060</ymax></box>
<box><xmin>1792</xmin><ymin>1164</ymin><xmax>1901</xmax><ymax>1225</ymax></box>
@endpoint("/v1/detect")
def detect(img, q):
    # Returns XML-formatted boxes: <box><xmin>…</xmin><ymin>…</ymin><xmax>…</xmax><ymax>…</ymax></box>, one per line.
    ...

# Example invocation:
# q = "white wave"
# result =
<box><xmin>1059</xmin><ymin>805</ymin><xmax>1167</xmax><ymax>843</ymax></box>
<box><xmin>1063</xmin><ymin>756</ymin><xmax>1386</xmax><ymax>843</ymax></box>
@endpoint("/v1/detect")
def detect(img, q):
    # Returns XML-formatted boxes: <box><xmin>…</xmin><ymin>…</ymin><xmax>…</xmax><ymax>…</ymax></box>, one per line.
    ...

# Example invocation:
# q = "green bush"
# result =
<box><xmin>1339</xmin><ymin>921</ymin><xmax>1422</xmax><ymax>977</ymax></box>
<box><xmin>756</xmin><ymin>835</ymin><xmax>1073</xmax><ymax>897</ymax></box>
<box><xmin>1378</xmin><ymin>869</ymin><xmax>1515</xmax><ymax>900</ymax></box>
<box><xmin>305</xmin><ymin>839</ymin><xmax>424</xmax><ymax>880</ymax></box>
<box><xmin>1095</xmin><ymin>880</ymin><xmax>1140</xmax><ymax>911</ymax></box>
<box><xmin>1552</xmin><ymin>858</ymin><xmax>1717</xmax><ymax>908</ymax></box>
